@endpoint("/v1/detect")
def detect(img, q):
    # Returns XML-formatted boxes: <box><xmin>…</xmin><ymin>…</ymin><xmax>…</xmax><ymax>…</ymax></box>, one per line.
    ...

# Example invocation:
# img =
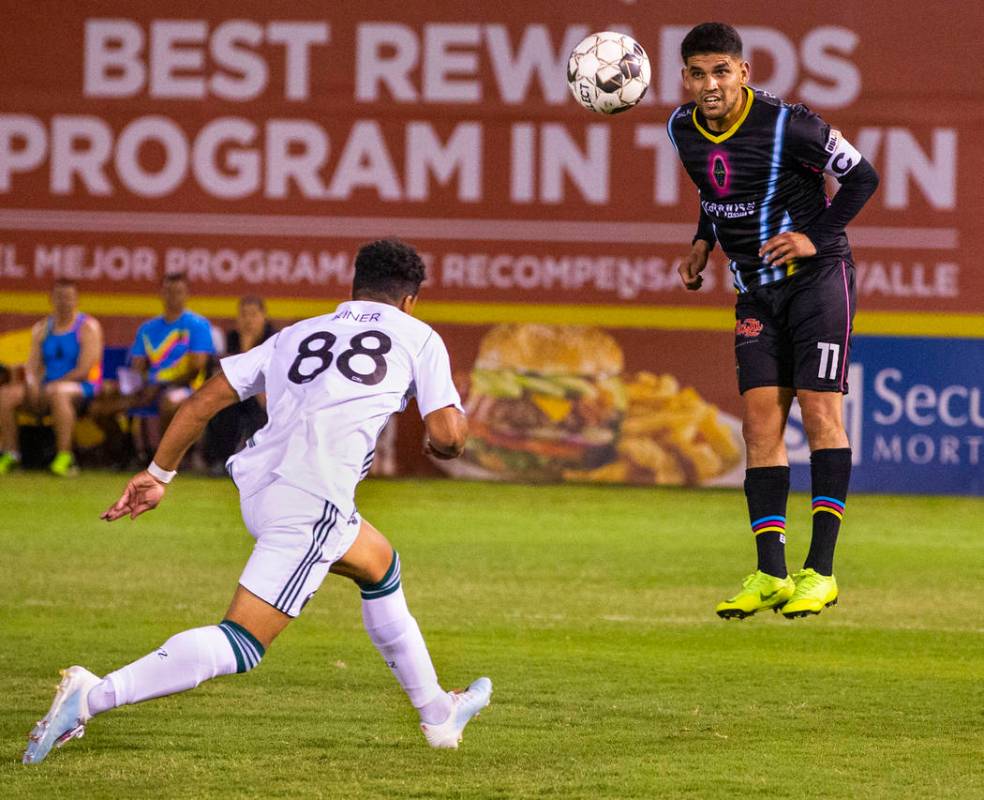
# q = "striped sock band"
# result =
<box><xmin>812</xmin><ymin>496</ymin><xmax>846</xmax><ymax>520</ymax></box>
<box><xmin>359</xmin><ymin>551</ymin><xmax>402</xmax><ymax>600</ymax></box>
<box><xmin>218</xmin><ymin>619</ymin><xmax>266</xmax><ymax>674</ymax></box>
<box><xmin>751</xmin><ymin>515</ymin><xmax>786</xmax><ymax>537</ymax></box>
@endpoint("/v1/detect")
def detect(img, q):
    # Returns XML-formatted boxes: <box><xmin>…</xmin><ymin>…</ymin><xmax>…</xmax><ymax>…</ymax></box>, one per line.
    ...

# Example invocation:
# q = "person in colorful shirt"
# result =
<box><xmin>0</xmin><ymin>279</ymin><xmax>104</xmax><ymax>476</ymax></box>
<box><xmin>128</xmin><ymin>273</ymin><xmax>215</xmax><ymax>458</ymax></box>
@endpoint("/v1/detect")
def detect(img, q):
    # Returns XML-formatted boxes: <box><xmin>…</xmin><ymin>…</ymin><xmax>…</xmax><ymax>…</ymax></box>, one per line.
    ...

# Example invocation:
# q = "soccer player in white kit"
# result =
<box><xmin>23</xmin><ymin>239</ymin><xmax>492</xmax><ymax>764</ymax></box>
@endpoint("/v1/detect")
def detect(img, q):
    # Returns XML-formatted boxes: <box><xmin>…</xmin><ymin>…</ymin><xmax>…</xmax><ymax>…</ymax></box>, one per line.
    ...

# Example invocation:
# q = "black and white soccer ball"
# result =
<box><xmin>567</xmin><ymin>31</ymin><xmax>651</xmax><ymax>115</ymax></box>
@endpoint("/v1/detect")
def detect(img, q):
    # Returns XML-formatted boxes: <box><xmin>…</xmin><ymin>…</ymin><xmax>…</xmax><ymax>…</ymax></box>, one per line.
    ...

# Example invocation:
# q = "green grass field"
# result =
<box><xmin>1</xmin><ymin>473</ymin><xmax>982</xmax><ymax>799</ymax></box>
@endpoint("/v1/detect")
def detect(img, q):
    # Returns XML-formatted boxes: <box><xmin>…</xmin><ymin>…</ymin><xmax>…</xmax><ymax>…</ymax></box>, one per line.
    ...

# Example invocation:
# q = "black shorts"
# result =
<box><xmin>734</xmin><ymin>260</ymin><xmax>856</xmax><ymax>395</ymax></box>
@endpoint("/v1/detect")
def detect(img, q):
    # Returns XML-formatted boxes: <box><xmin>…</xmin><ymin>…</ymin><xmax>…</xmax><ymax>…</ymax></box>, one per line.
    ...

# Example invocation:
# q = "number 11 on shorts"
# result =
<box><xmin>817</xmin><ymin>342</ymin><xmax>841</xmax><ymax>380</ymax></box>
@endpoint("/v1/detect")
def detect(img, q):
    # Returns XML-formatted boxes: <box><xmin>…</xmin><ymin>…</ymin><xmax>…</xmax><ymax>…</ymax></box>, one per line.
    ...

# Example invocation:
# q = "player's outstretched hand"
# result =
<box><xmin>101</xmin><ymin>470</ymin><xmax>167</xmax><ymax>521</ymax></box>
<box><xmin>678</xmin><ymin>242</ymin><xmax>710</xmax><ymax>290</ymax></box>
<box><xmin>759</xmin><ymin>231</ymin><xmax>817</xmax><ymax>266</ymax></box>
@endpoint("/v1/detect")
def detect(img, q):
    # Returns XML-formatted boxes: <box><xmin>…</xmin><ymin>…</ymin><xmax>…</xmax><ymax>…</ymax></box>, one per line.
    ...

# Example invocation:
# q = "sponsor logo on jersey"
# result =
<box><xmin>702</xmin><ymin>200</ymin><xmax>757</xmax><ymax>219</ymax></box>
<box><xmin>735</xmin><ymin>318</ymin><xmax>764</xmax><ymax>337</ymax></box>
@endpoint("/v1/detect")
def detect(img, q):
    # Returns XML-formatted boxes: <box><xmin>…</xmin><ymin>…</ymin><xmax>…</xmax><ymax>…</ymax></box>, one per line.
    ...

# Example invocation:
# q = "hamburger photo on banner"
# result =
<box><xmin>461</xmin><ymin>324</ymin><xmax>627</xmax><ymax>480</ymax></box>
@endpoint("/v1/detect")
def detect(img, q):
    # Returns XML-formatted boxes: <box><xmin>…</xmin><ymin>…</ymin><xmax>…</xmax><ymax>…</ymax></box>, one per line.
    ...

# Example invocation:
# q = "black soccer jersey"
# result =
<box><xmin>668</xmin><ymin>86</ymin><xmax>854</xmax><ymax>292</ymax></box>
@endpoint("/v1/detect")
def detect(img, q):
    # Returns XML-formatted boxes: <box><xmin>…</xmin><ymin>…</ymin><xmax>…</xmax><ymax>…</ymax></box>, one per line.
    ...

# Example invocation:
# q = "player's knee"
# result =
<box><xmin>799</xmin><ymin>403</ymin><xmax>844</xmax><ymax>447</ymax></box>
<box><xmin>358</xmin><ymin>549</ymin><xmax>402</xmax><ymax>601</ymax></box>
<box><xmin>741</xmin><ymin>415</ymin><xmax>781</xmax><ymax>451</ymax></box>
<box><xmin>217</xmin><ymin>619</ymin><xmax>266</xmax><ymax>674</ymax></box>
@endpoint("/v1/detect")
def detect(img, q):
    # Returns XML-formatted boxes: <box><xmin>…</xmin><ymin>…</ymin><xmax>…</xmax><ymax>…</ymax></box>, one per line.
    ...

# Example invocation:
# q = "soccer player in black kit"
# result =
<box><xmin>668</xmin><ymin>23</ymin><xmax>879</xmax><ymax>619</ymax></box>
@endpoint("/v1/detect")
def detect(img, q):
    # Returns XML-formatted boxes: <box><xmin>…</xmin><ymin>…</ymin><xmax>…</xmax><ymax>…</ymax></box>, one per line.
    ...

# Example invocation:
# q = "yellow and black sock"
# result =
<box><xmin>745</xmin><ymin>465</ymin><xmax>790</xmax><ymax>578</ymax></box>
<box><xmin>805</xmin><ymin>448</ymin><xmax>852</xmax><ymax>576</ymax></box>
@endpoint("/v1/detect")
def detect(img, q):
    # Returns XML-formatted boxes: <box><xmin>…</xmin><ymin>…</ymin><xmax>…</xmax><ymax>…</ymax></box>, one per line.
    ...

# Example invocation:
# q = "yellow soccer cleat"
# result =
<box><xmin>781</xmin><ymin>569</ymin><xmax>838</xmax><ymax>619</ymax></box>
<box><xmin>0</xmin><ymin>451</ymin><xmax>19</xmax><ymax>475</ymax></box>
<box><xmin>49</xmin><ymin>451</ymin><xmax>79</xmax><ymax>478</ymax></box>
<box><xmin>715</xmin><ymin>570</ymin><xmax>795</xmax><ymax>619</ymax></box>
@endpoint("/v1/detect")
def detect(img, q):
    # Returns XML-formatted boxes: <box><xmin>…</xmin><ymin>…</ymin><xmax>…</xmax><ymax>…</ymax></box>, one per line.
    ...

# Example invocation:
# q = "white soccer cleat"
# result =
<box><xmin>420</xmin><ymin>677</ymin><xmax>493</xmax><ymax>749</ymax></box>
<box><xmin>22</xmin><ymin>666</ymin><xmax>101</xmax><ymax>765</ymax></box>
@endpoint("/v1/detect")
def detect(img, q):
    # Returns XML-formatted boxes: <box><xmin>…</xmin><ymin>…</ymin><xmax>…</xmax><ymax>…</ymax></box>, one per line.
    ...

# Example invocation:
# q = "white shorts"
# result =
<box><xmin>238</xmin><ymin>481</ymin><xmax>361</xmax><ymax>618</ymax></box>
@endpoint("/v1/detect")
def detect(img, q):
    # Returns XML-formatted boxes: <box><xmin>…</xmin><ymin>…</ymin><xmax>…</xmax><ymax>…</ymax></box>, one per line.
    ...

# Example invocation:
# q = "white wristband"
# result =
<box><xmin>147</xmin><ymin>461</ymin><xmax>177</xmax><ymax>484</ymax></box>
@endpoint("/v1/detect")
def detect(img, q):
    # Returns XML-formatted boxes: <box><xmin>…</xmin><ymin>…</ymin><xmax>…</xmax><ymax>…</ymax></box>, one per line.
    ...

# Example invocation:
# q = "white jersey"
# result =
<box><xmin>220</xmin><ymin>300</ymin><xmax>461</xmax><ymax>515</ymax></box>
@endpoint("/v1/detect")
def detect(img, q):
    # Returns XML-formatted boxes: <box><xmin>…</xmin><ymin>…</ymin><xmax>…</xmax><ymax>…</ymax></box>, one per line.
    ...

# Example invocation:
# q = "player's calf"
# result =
<box><xmin>24</xmin><ymin>621</ymin><xmax>267</xmax><ymax>764</ymax></box>
<box><xmin>90</xmin><ymin>622</ymin><xmax>265</xmax><ymax>712</ymax></box>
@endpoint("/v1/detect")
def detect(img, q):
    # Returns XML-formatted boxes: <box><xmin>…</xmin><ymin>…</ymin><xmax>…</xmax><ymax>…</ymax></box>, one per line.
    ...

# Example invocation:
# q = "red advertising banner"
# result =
<box><xmin>1</xmin><ymin>2</ymin><xmax>981</xmax><ymax>489</ymax></box>
<box><xmin>1</xmin><ymin>1</ymin><xmax>980</xmax><ymax>317</ymax></box>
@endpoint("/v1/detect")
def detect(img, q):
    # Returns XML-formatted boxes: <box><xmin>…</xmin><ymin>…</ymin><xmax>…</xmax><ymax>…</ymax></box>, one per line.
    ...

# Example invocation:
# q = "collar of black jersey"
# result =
<box><xmin>692</xmin><ymin>86</ymin><xmax>755</xmax><ymax>144</ymax></box>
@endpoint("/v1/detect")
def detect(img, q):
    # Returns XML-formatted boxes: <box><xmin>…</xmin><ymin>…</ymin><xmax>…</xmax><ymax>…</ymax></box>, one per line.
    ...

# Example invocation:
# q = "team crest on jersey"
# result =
<box><xmin>735</xmin><ymin>318</ymin><xmax>763</xmax><ymax>337</ymax></box>
<box><xmin>708</xmin><ymin>149</ymin><xmax>731</xmax><ymax>195</ymax></box>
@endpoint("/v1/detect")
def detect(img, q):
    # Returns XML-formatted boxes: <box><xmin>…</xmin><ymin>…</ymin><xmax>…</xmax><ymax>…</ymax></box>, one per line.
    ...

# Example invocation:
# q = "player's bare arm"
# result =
<box><xmin>101</xmin><ymin>373</ymin><xmax>240</xmax><ymax>521</ymax></box>
<box><xmin>678</xmin><ymin>239</ymin><xmax>712</xmax><ymax>290</ymax></box>
<box><xmin>424</xmin><ymin>405</ymin><xmax>468</xmax><ymax>459</ymax></box>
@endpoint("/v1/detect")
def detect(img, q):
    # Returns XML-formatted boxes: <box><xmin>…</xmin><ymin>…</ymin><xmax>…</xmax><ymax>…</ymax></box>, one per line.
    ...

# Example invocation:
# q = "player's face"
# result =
<box><xmin>682</xmin><ymin>54</ymin><xmax>749</xmax><ymax>126</ymax></box>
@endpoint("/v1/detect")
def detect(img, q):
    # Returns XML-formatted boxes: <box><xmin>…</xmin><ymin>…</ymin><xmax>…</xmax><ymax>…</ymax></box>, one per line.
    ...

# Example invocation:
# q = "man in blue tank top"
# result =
<box><xmin>0</xmin><ymin>280</ymin><xmax>104</xmax><ymax>476</ymax></box>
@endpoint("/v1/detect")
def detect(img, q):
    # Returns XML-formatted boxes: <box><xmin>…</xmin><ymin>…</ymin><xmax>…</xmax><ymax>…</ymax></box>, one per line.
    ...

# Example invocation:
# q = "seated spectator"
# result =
<box><xmin>204</xmin><ymin>296</ymin><xmax>275</xmax><ymax>473</ymax></box>
<box><xmin>126</xmin><ymin>272</ymin><xmax>215</xmax><ymax>463</ymax></box>
<box><xmin>0</xmin><ymin>279</ymin><xmax>104</xmax><ymax>476</ymax></box>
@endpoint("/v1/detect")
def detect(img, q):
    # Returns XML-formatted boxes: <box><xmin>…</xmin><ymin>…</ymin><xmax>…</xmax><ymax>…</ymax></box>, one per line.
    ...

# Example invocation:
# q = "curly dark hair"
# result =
<box><xmin>681</xmin><ymin>22</ymin><xmax>743</xmax><ymax>62</ymax></box>
<box><xmin>352</xmin><ymin>238</ymin><xmax>426</xmax><ymax>303</ymax></box>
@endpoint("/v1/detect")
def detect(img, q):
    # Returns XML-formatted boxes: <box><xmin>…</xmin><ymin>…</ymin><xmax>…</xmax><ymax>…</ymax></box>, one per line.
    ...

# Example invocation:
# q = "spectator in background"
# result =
<box><xmin>127</xmin><ymin>273</ymin><xmax>215</xmax><ymax>463</ymax></box>
<box><xmin>0</xmin><ymin>279</ymin><xmax>104</xmax><ymax>476</ymax></box>
<box><xmin>204</xmin><ymin>296</ymin><xmax>275</xmax><ymax>474</ymax></box>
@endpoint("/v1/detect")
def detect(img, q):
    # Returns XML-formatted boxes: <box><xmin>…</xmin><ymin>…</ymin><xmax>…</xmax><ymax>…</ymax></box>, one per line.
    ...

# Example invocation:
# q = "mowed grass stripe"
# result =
<box><xmin>0</xmin><ymin>474</ymin><xmax>981</xmax><ymax>799</ymax></box>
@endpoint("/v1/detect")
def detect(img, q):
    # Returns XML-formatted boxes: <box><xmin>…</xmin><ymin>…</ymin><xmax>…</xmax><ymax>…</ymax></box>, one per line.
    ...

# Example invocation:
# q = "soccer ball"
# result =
<box><xmin>567</xmin><ymin>31</ymin><xmax>651</xmax><ymax>115</ymax></box>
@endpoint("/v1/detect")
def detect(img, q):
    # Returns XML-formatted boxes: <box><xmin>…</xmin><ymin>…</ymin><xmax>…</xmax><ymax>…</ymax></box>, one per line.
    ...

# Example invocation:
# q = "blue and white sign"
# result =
<box><xmin>787</xmin><ymin>336</ymin><xmax>984</xmax><ymax>496</ymax></box>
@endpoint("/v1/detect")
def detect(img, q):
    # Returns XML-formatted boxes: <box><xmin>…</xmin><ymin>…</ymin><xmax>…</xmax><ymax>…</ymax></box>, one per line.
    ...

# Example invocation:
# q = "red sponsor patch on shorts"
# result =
<box><xmin>735</xmin><ymin>318</ymin><xmax>763</xmax><ymax>337</ymax></box>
